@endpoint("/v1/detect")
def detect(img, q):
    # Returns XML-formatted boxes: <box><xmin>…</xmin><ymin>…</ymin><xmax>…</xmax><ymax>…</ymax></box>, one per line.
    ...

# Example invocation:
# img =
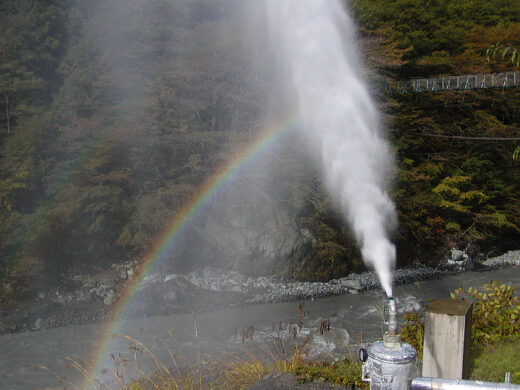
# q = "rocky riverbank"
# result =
<box><xmin>1</xmin><ymin>250</ymin><xmax>519</xmax><ymax>335</ymax></box>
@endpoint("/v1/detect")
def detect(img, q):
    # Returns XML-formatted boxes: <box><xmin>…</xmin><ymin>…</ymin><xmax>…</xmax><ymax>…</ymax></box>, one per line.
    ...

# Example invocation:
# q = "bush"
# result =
<box><xmin>451</xmin><ymin>281</ymin><xmax>520</xmax><ymax>344</ymax></box>
<box><xmin>291</xmin><ymin>359</ymin><xmax>368</xmax><ymax>389</ymax></box>
<box><xmin>400</xmin><ymin>311</ymin><xmax>425</xmax><ymax>360</ymax></box>
<box><xmin>401</xmin><ymin>280</ymin><xmax>520</xmax><ymax>363</ymax></box>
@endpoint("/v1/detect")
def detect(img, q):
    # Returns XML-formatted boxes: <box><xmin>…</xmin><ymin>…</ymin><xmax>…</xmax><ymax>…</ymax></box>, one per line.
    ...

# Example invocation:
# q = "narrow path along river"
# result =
<box><xmin>1</xmin><ymin>267</ymin><xmax>520</xmax><ymax>390</ymax></box>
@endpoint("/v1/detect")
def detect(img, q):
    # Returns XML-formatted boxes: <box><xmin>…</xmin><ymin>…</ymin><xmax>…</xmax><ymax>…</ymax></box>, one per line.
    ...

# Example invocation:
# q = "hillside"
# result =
<box><xmin>1</xmin><ymin>0</ymin><xmax>519</xmax><ymax>307</ymax></box>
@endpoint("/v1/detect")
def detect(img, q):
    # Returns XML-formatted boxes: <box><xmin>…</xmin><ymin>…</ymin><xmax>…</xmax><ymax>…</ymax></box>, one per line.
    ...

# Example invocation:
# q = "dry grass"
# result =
<box><xmin>46</xmin><ymin>327</ymin><xmax>356</xmax><ymax>390</ymax></box>
<box><xmin>41</xmin><ymin>308</ymin><xmax>366</xmax><ymax>390</ymax></box>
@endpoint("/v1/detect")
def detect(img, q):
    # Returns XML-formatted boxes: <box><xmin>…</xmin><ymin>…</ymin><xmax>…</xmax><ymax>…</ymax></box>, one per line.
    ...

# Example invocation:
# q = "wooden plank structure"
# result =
<box><xmin>422</xmin><ymin>299</ymin><xmax>473</xmax><ymax>380</ymax></box>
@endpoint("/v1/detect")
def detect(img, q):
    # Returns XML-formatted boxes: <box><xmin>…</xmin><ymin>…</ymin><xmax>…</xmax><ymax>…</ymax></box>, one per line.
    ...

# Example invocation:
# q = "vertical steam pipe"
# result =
<box><xmin>388</xmin><ymin>297</ymin><xmax>398</xmax><ymax>336</ymax></box>
<box><xmin>384</xmin><ymin>297</ymin><xmax>400</xmax><ymax>349</ymax></box>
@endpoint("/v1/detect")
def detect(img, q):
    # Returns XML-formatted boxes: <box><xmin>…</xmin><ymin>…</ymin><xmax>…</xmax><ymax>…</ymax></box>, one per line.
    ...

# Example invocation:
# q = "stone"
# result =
<box><xmin>450</xmin><ymin>249</ymin><xmax>464</xmax><ymax>262</ymax></box>
<box><xmin>464</xmin><ymin>259</ymin><xmax>474</xmax><ymax>271</ymax></box>
<box><xmin>307</xmin><ymin>327</ymin><xmax>350</xmax><ymax>358</ymax></box>
<box><xmin>34</xmin><ymin>318</ymin><xmax>42</xmax><ymax>330</ymax></box>
<box><xmin>104</xmin><ymin>291</ymin><xmax>116</xmax><ymax>306</ymax></box>
<box><xmin>343</xmin><ymin>279</ymin><xmax>362</xmax><ymax>290</ymax></box>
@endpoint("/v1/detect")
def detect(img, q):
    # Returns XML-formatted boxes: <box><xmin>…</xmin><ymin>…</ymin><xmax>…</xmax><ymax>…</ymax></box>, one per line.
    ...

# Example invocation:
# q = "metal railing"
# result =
<box><xmin>397</xmin><ymin>72</ymin><xmax>520</xmax><ymax>93</ymax></box>
<box><xmin>412</xmin><ymin>377</ymin><xmax>520</xmax><ymax>390</ymax></box>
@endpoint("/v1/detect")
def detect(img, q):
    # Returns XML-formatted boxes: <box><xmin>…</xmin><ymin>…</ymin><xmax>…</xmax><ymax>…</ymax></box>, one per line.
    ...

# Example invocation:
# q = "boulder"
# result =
<box><xmin>306</xmin><ymin>327</ymin><xmax>350</xmax><ymax>358</ymax></box>
<box><xmin>103</xmin><ymin>291</ymin><xmax>116</xmax><ymax>305</ymax></box>
<box><xmin>450</xmin><ymin>249</ymin><xmax>464</xmax><ymax>262</ymax></box>
<box><xmin>342</xmin><ymin>279</ymin><xmax>362</xmax><ymax>291</ymax></box>
<box><xmin>33</xmin><ymin>318</ymin><xmax>43</xmax><ymax>331</ymax></box>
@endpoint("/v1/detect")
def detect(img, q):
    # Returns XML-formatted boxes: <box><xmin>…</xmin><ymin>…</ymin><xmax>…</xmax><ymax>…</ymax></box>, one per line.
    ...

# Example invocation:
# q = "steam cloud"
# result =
<box><xmin>265</xmin><ymin>0</ymin><xmax>397</xmax><ymax>296</ymax></box>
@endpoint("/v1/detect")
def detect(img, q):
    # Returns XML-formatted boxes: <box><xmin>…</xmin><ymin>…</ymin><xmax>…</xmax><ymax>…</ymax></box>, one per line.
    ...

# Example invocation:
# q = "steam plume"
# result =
<box><xmin>265</xmin><ymin>0</ymin><xmax>397</xmax><ymax>296</ymax></box>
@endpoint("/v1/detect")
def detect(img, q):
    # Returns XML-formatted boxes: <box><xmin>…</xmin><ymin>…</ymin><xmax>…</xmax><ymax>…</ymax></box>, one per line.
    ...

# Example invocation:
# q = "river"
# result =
<box><xmin>1</xmin><ymin>267</ymin><xmax>519</xmax><ymax>390</ymax></box>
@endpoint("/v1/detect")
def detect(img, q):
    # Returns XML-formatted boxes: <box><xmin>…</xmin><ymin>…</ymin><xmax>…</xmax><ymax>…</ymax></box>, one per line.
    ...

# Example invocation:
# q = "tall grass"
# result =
<box><xmin>45</xmin><ymin>323</ymin><xmax>364</xmax><ymax>390</ymax></box>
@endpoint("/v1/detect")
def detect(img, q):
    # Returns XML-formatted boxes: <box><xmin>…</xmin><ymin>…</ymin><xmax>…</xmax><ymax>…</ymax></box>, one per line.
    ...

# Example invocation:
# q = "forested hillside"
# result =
<box><xmin>1</xmin><ymin>0</ymin><xmax>519</xmax><ymax>305</ymax></box>
<box><xmin>351</xmin><ymin>0</ymin><xmax>520</xmax><ymax>262</ymax></box>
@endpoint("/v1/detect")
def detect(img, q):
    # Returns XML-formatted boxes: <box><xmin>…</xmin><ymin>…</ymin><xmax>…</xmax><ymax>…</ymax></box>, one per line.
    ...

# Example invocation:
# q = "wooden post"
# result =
<box><xmin>422</xmin><ymin>299</ymin><xmax>473</xmax><ymax>379</ymax></box>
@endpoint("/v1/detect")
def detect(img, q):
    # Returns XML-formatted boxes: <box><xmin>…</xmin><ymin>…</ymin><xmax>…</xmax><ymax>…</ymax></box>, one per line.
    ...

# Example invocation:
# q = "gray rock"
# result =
<box><xmin>34</xmin><ymin>318</ymin><xmax>42</xmax><ymax>330</ymax></box>
<box><xmin>483</xmin><ymin>250</ymin><xmax>520</xmax><ymax>267</ymax></box>
<box><xmin>307</xmin><ymin>327</ymin><xmax>350</xmax><ymax>357</ymax></box>
<box><xmin>104</xmin><ymin>291</ymin><xmax>116</xmax><ymax>305</ymax></box>
<box><xmin>464</xmin><ymin>258</ymin><xmax>474</xmax><ymax>271</ymax></box>
<box><xmin>343</xmin><ymin>279</ymin><xmax>362</xmax><ymax>290</ymax></box>
<box><xmin>451</xmin><ymin>249</ymin><xmax>464</xmax><ymax>262</ymax></box>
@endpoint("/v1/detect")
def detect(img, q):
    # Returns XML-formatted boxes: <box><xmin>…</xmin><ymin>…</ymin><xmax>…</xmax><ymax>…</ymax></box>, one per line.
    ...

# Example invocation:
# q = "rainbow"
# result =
<box><xmin>82</xmin><ymin>114</ymin><xmax>300</xmax><ymax>388</ymax></box>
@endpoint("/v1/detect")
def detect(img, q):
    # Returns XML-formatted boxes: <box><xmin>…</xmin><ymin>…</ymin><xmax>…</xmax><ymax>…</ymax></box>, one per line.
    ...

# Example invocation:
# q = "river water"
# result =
<box><xmin>1</xmin><ymin>267</ymin><xmax>519</xmax><ymax>390</ymax></box>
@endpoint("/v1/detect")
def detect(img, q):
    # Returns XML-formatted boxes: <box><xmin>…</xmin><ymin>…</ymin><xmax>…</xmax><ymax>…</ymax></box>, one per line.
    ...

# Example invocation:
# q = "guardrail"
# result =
<box><xmin>397</xmin><ymin>71</ymin><xmax>520</xmax><ymax>93</ymax></box>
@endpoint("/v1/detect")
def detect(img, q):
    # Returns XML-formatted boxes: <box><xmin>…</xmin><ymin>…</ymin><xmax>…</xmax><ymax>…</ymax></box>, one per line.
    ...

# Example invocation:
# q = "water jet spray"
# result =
<box><xmin>263</xmin><ymin>0</ymin><xmax>398</xmax><ymax>297</ymax></box>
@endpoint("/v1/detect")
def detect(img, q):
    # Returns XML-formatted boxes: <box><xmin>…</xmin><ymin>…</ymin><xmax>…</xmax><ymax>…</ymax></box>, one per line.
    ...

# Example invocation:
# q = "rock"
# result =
<box><xmin>464</xmin><ymin>258</ymin><xmax>474</xmax><ymax>271</ymax></box>
<box><xmin>104</xmin><ymin>291</ymin><xmax>116</xmax><ymax>306</ymax></box>
<box><xmin>307</xmin><ymin>327</ymin><xmax>350</xmax><ymax>358</ymax></box>
<box><xmin>164</xmin><ymin>274</ymin><xmax>179</xmax><ymax>283</ymax></box>
<box><xmin>348</xmin><ymin>289</ymin><xmax>359</xmax><ymax>294</ymax></box>
<box><xmin>483</xmin><ymin>250</ymin><xmax>520</xmax><ymax>267</ymax></box>
<box><xmin>343</xmin><ymin>279</ymin><xmax>362</xmax><ymax>291</ymax></box>
<box><xmin>451</xmin><ymin>249</ymin><xmax>464</xmax><ymax>262</ymax></box>
<box><xmin>34</xmin><ymin>318</ymin><xmax>42</xmax><ymax>330</ymax></box>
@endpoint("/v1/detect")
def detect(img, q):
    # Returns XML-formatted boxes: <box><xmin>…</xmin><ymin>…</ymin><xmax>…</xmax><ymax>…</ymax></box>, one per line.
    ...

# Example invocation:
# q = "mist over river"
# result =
<box><xmin>1</xmin><ymin>267</ymin><xmax>519</xmax><ymax>390</ymax></box>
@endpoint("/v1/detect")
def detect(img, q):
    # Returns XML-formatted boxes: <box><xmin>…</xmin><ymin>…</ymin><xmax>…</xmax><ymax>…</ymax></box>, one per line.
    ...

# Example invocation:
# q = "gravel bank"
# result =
<box><xmin>483</xmin><ymin>250</ymin><xmax>520</xmax><ymax>267</ymax></box>
<box><xmin>244</xmin><ymin>265</ymin><xmax>456</xmax><ymax>304</ymax></box>
<box><xmin>1</xmin><ymin>250</ymin><xmax>519</xmax><ymax>335</ymax></box>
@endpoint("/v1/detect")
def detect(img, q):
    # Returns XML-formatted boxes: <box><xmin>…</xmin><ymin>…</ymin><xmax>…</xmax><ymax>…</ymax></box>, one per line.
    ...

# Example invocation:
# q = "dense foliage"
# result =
<box><xmin>401</xmin><ymin>281</ymin><xmax>520</xmax><ymax>383</ymax></box>
<box><xmin>351</xmin><ymin>0</ymin><xmax>520</xmax><ymax>262</ymax></box>
<box><xmin>401</xmin><ymin>281</ymin><xmax>520</xmax><ymax>359</ymax></box>
<box><xmin>451</xmin><ymin>281</ymin><xmax>520</xmax><ymax>344</ymax></box>
<box><xmin>1</xmin><ymin>0</ymin><xmax>520</xmax><ymax>304</ymax></box>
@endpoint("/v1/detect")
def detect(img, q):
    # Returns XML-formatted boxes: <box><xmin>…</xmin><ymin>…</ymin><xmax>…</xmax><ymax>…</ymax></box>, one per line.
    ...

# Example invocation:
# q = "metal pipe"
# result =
<box><xmin>412</xmin><ymin>377</ymin><xmax>520</xmax><ymax>390</ymax></box>
<box><xmin>388</xmin><ymin>297</ymin><xmax>398</xmax><ymax>336</ymax></box>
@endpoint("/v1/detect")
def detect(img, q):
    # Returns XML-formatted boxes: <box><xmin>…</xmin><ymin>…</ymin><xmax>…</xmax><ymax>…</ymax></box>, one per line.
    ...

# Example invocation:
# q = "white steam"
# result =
<box><xmin>265</xmin><ymin>0</ymin><xmax>397</xmax><ymax>296</ymax></box>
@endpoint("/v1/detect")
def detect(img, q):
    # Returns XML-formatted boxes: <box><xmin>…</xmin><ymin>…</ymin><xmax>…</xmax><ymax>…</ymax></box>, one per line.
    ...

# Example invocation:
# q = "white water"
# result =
<box><xmin>265</xmin><ymin>1</ymin><xmax>397</xmax><ymax>296</ymax></box>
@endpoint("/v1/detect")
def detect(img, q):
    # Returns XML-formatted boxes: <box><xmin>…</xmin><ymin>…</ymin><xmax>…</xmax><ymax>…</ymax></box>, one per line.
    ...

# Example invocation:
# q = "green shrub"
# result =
<box><xmin>451</xmin><ymin>281</ymin><xmax>520</xmax><ymax>344</ymax></box>
<box><xmin>401</xmin><ymin>280</ymin><xmax>520</xmax><ymax>363</ymax></box>
<box><xmin>291</xmin><ymin>359</ymin><xmax>368</xmax><ymax>389</ymax></box>
<box><xmin>401</xmin><ymin>311</ymin><xmax>425</xmax><ymax>360</ymax></box>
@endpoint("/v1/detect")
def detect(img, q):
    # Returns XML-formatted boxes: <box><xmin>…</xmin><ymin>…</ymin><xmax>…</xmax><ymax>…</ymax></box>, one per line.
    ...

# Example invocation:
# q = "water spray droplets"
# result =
<box><xmin>266</xmin><ymin>0</ymin><xmax>397</xmax><ymax>296</ymax></box>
